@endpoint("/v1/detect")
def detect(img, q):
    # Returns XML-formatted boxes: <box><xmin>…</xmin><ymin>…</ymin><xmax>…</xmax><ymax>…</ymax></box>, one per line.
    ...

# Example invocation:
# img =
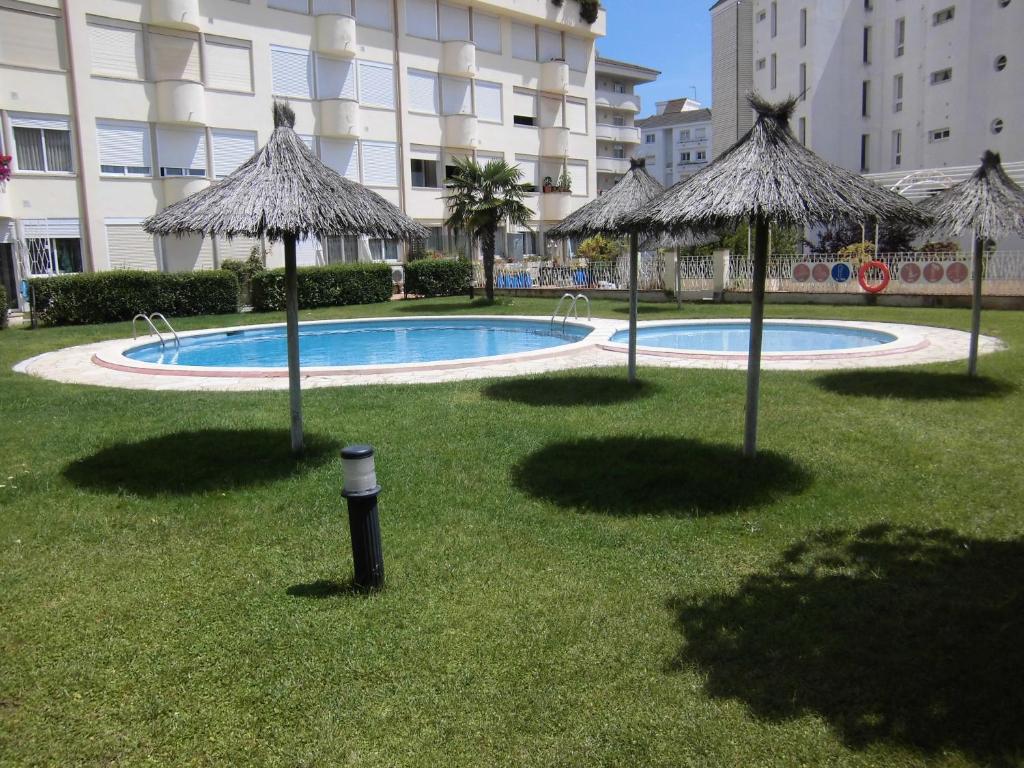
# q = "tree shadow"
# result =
<box><xmin>609</xmin><ymin>304</ymin><xmax>686</xmax><ymax>316</ymax></box>
<box><xmin>483</xmin><ymin>375</ymin><xmax>657</xmax><ymax>407</ymax></box>
<box><xmin>815</xmin><ymin>370</ymin><xmax>1015</xmax><ymax>401</ymax></box>
<box><xmin>512</xmin><ymin>437</ymin><xmax>810</xmax><ymax>516</ymax></box>
<box><xmin>393</xmin><ymin>297</ymin><xmax>500</xmax><ymax>314</ymax></box>
<box><xmin>286</xmin><ymin>579</ymin><xmax>360</xmax><ymax>599</ymax></box>
<box><xmin>63</xmin><ymin>429</ymin><xmax>337</xmax><ymax>497</ymax></box>
<box><xmin>670</xmin><ymin>525</ymin><xmax>1024</xmax><ymax>764</ymax></box>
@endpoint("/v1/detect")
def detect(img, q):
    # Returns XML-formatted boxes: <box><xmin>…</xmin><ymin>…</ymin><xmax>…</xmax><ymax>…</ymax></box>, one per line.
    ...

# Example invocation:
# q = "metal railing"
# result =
<box><xmin>132</xmin><ymin>312</ymin><xmax>180</xmax><ymax>349</ymax></box>
<box><xmin>485</xmin><ymin>254</ymin><xmax>667</xmax><ymax>291</ymax></box>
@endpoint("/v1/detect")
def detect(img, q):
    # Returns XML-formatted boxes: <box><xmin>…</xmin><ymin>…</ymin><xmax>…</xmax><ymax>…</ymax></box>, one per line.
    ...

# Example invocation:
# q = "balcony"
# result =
<box><xmin>149</xmin><ymin>0</ymin><xmax>200</xmax><ymax>30</ymax></box>
<box><xmin>540</xmin><ymin>191</ymin><xmax>571</xmax><ymax>221</ymax></box>
<box><xmin>442</xmin><ymin>40</ymin><xmax>477</xmax><ymax>78</ymax></box>
<box><xmin>596</xmin><ymin>156</ymin><xmax>631</xmax><ymax>174</ymax></box>
<box><xmin>316</xmin><ymin>14</ymin><xmax>357</xmax><ymax>58</ymax></box>
<box><xmin>595</xmin><ymin>90</ymin><xmax>641</xmax><ymax>112</ymax></box>
<box><xmin>444</xmin><ymin>113</ymin><xmax>479</xmax><ymax>149</ymax></box>
<box><xmin>595</xmin><ymin>124</ymin><xmax>641</xmax><ymax>144</ymax></box>
<box><xmin>163</xmin><ymin>176</ymin><xmax>210</xmax><ymax>205</ymax></box>
<box><xmin>540</xmin><ymin>126</ymin><xmax>569</xmax><ymax>157</ymax></box>
<box><xmin>320</xmin><ymin>99</ymin><xmax>359</xmax><ymax>138</ymax></box>
<box><xmin>676</xmin><ymin>137</ymin><xmax>708</xmax><ymax>149</ymax></box>
<box><xmin>155</xmin><ymin>80</ymin><xmax>206</xmax><ymax>125</ymax></box>
<box><xmin>539</xmin><ymin>60</ymin><xmax>569</xmax><ymax>93</ymax></box>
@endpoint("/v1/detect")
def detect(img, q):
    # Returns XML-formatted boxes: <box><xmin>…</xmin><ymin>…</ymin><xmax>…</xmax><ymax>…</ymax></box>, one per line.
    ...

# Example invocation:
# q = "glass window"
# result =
<box><xmin>411</xmin><ymin>158</ymin><xmax>440</xmax><ymax>188</ymax></box>
<box><xmin>369</xmin><ymin>238</ymin><xmax>399</xmax><ymax>261</ymax></box>
<box><xmin>12</xmin><ymin>126</ymin><xmax>72</xmax><ymax>172</ymax></box>
<box><xmin>27</xmin><ymin>237</ymin><xmax>82</xmax><ymax>275</ymax></box>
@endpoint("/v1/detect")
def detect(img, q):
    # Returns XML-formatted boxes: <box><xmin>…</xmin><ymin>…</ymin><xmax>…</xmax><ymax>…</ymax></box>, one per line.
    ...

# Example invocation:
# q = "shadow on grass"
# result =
<box><xmin>512</xmin><ymin>437</ymin><xmax>810</xmax><ymax>516</ymax></box>
<box><xmin>286</xmin><ymin>579</ymin><xmax>360</xmax><ymax>599</ymax></box>
<box><xmin>393</xmin><ymin>297</ymin><xmax>499</xmax><ymax>313</ymax></box>
<box><xmin>670</xmin><ymin>524</ymin><xmax>1024</xmax><ymax>764</ymax></box>
<box><xmin>815</xmin><ymin>370</ymin><xmax>1015</xmax><ymax>400</ymax></box>
<box><xmin>483</xmin><ymin>375</ymin><xmax>657</xmax><ymax>407</ymax></box>
<box><xmin>63</xmin><ymin>429</ymin><xmax>337</xmax><ymax>497</ymax></box>
<box><xmin>609</xmin><ymin>303</ymin><xmax>686</xmax><ymax>316</ymax></box>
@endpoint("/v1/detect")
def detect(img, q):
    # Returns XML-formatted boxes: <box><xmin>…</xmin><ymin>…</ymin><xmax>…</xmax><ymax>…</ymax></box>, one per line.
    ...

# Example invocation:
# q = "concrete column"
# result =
<box><xmin>712</xmin><ymin>248</ymin><xmax>730</xmax><ymax>299</ymax></box>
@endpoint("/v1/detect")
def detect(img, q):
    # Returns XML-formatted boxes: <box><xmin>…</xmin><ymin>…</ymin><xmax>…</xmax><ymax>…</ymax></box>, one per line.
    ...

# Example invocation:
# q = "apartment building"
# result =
<box><xmin>0</xmin><ymin>0</ymin><xmax>607</xmax><ymax>305</ymax></box>
<box><xmin>593</xmin><ymin>55</ymin><xmax>659</xmax><ymax>194</ymax></box>
<box><xmin>637</xmin><ymin>98</ymin><xmax>712</xmax><ymax>188</ymax></box>
<box><xmin>710</xmin><ymin>0</ymin><xmax>754</xmax><ymax>159</ymax></box>
<box><xmin>712</xmin><ymin>0</ymin><xmax>1023</xmax><ymax>183</ymax></box>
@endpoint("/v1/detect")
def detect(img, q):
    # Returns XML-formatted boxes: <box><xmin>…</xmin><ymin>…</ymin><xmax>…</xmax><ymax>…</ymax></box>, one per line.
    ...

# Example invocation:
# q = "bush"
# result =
<box><xmin>28</xmin><ymin>270</ymin><xmax>239</xmax><ymax>326</ymax></box>
<box><xmin>251</xmin><ymin>262</ymin><xmax>392</xmax><ymax>311</ymax></box>
<box><xmin>577</xmin><ymin>234</ymin><xmax>622</xmax><ymax>262</ymax></box>
<box><xmin>221</xmin><ymin>250</ymin><xmax>265</xmax><ymax>306</ymax></box>
<box><xmin>404</xmin><ymin>258</ymin><xmax>472</xmax><ymax>297</ymax></box>
<box><xmin>0</xmin><ymin>284</ymin><xmax>7</xmax><ymax>330</ymax></box>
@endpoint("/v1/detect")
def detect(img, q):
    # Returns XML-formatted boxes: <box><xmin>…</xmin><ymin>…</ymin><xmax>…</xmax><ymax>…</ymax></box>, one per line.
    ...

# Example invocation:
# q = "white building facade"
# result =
<box><xmin>593</xmin><ymin>55</ymin><xmax>659</xmax><ymax>194</ymax></box>
<box><xmin>0</xmin><ymin>0</ymin><xmax>607</xmax><ymax>304</ymax></box>
<box><xmin>636</xmin><ymin>98</ymin><xmax>712</xmax><ymax>188</ymax></box>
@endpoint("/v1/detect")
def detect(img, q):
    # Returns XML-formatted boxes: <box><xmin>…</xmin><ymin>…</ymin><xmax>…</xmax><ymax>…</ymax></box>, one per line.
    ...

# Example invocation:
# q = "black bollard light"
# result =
<box><xmin>341</xmin><ymin>444</ymin><xmax>384</xmax><ymax>591</ymax></box>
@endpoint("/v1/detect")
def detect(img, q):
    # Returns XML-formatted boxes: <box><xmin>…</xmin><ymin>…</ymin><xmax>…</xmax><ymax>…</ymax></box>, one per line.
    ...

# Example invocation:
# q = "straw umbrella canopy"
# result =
<box><xmin>145</xmin><ymin>103</ymin><xmax>427</xmax><ymax>454</ymax></box>
<box><xmin>917</xmin><ymin>151</ymin><xmax>1024</xmax><ymax>376</ymax></box>
<box><xmin>547</xmin><ymin>158</ymin><xmax>666</xmax><ymax>383</ymax></box>
<box><xmin>625</xmin><ymin>95</ymin><xmax>928</xmax><ymax>457</ymax></box>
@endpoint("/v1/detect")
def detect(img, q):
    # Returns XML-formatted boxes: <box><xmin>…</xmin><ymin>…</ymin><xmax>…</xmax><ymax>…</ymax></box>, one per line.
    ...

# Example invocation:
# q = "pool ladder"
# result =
<box><xmin>132</xmin><ymin>312</ymin><xmax>180</xmax><ymax>350</ymax></box>
<box><xmin>551</xmin><ymin>293</ymin><xmax>591</xmax><ymax>332</ymax></box>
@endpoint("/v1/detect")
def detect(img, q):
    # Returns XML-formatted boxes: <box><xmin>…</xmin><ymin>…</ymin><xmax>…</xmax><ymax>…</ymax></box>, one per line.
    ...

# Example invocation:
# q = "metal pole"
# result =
<box><xmin>743</xmin><ymin>215</ymin><xmax>769</xmax><ymax>459</ymax></box>
<box><xmin>341</xmin><ymin>445</ymin><xmax>384</xmax><ymax>591</ymax></box>
<box><xmin>284</xmin><ymin>234</ymin><xmax>304</xmax><ymax>454</ymax></box>
<box><xmin>675</xmin><ymin>247</ymin><xmax>682</xmax><ymax>310</ymax></box>
<box><xmin>628</xmin><ymin>231</ymin><xmax>639</xmax><ymax>384</ymax></box>
<box><xmin>968</xmin><ymin>233</ymin><xmax>984</xmax><ymax>377</ymax></box>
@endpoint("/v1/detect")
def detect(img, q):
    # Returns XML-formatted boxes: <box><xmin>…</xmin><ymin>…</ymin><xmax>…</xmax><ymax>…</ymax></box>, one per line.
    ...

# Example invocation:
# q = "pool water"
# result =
<box><xmin>612</xmin><ymin>322</ymin><xmax>897</xmax><ymax>353</ymax></box>
<box><xmin>126</xmin><ymin>318</ymin><xmax>592</xmax><ymax>368</ymax></box>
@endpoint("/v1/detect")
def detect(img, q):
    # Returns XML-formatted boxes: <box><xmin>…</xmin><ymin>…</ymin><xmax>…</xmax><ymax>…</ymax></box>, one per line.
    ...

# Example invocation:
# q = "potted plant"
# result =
<box><xmin>557</xmin><ymin>167</ymin><xmax>572</xmax><ymax>194</ymax></box>
<box><xmin>542</xmin><ymin>176</ymin><xmax>554</xmax><ymax>193</ymax></box>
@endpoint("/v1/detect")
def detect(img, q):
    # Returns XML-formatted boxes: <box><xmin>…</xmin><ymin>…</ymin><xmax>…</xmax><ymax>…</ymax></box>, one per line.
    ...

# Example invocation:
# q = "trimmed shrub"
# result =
<box><xmin>405</xmin><ymin>258</ymin><xmax>472</xmax><ymax>297</ymax></box>
<box><xmin>251</xmin><ymin>262</ymin><xmax>392</xmax><ymax>311</ymax></box>
<box><xmin>0</xmin><ymin>284</ymin><xmax>7</xmax><ymax>330</ymax></box>
<box><xmin>28</xmin><ymin>270</ymin><xmax>239</xmax><ymax>326</ymax></box>
<box><xmin>221</xmin><ymin>251</ymin><xmax>266</xmax><ymax>307</ymax></box>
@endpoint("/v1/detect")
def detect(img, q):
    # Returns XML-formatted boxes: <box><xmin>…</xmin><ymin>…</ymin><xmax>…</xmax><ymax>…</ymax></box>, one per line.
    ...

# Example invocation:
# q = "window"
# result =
<box><xmin>358</xmin><ymin>61</ymin><xmax>395</xmax><ymax>109</ymax></box>
<box><xmin>538</xmin><ymin>27</ymin><xmax>562</xmax><ymax>62</ymax></box>
<box><xmin>991</xmin><ymin>118</ymin><xmax>1004</xmax><ymax>134</ymax></box>
<box><xmin>507</xmin><ymin>231</ymin><xmax>537</xmax><ymax>259</ymax></box>
<box><xmin>798</xmin><ymin>116</ymin><xmax>807</xmax><ymax>145</ymax></box>
<box><xmin>930</xmin><ymin>67</ymin><xmax>952</xmax><ymax>84</ymax></box>
<box><xmin>320</xmin><ymin>138</ymin><xmax>359</xmax><ymax>180</ymax></box>
<box><xmin>895</xmin><ymin>17</ymin><xmax>905</xmax><ymax>57</ymax></box>
<box><xmin>106</xmin><ymin>221</ymin><xmax>158</xmax><ymax>271</ymax></box>
<box><xmin>87</xmin><ymin>18</ymin><xmax>144</xmax><ymax>80</ymax></box>
<box><xmin>512</xmin><ymin>89</ymin><xmax>537</xmax><ymax>127</ymax></box>
<box><xmin>368</xmin><ymin>238</ymin><xmax>399</xmax><ymax>262</ymax></box>
<box><xmin>613</xmin><ymin>145</ymin><xmax>624</xmax><ymax>159</ymax></box>
<box><xmin>770</xmin><ymin>53</ymin><xmax>777</xmax><ymax>89</ymax></box>
<box><xmin>410</xmin><ymin>158</ymin><xmax>441</xmax><ymax>188</ymax></box>
<box><xmin>864</xmin><ymin>0</ymin><xmax>873</xmax><ymax>9</ymax></box>
<box><xmin>565</xmin><ymin>35</ymin><xmax>589</xmax><ymax>73</ymax></box>
<box><xmin>863</xmin><ymin>26</ymin><xmax>871</xmax><ymax>63</ymax></box>
<box><xmin>10</xmin><ymin>114</ymin><xmax>72</xmax><ymax>173</ymax></box>
<box><xmin>770</xmin><ymin>2</ymin><xmax>777</xmax><ymax>37</ymax></box>
<box><xmin>800</xmin><ymin>8</ymin><xmax>807</xmax><ymax>46</ymax></box>
<box><xmin>473</xmin><ymin>12</ymin><xmax>501</xmax><ymax>54</ymax></box>
<box><xmin>680</xmin><ymin>152</ymin><xmax>691</xmax><ymax>163</ymax></box>
<box><xmin>441</xmin><ymin>76</ymin><xmax>472</xmax><ymax>116</ymax></box>
<box><xmin>361</xmin><ymin>140</ymin><xmax>398</xmax><ymax>186</ymax></box>
<box><xmin>0</xmin><ymin>5</ymin><xmax>64</xmax><ymax>71</ymax></box>
<box><xmin>565</xmin><ymin>97</ymin><xmax>587</xmax><ymax>134</ymax></box>
<box><xmin>476</xmin><ymin>80</ymin><xmax>503</xmax><ymax>124</ymax></box>
<box><xmin>406</xmin><ymin>0</ymin><xmax>438</xmax><ymax>39</ymax></box>
<box><xmin>27</xmin><ymin>236</ymin><xmax>83</xmax><ymax>276</ymax></box>
<box><xmin>205</xmin><ymin>36</ymin><xmax>252</xmax><ymax>92</ymax></box>
<box><xmin>929</xmin><ymin>127</ymin><xmax>951</xmax><ymax>142</ymax></box>
<box><xmin>995</xmin><ymin>55</ymin><xmax>1007</xmax><ymax>71</ymax></box>
<box><xmin>892</xmin><ymin>130</ymin><xmax>902</xmax><ymax>167</ymax></box>
<box><xmin>999</xmin><ymin>0</ymin><xmax>1011</xmax><ymax>7</ymax></box>
<box><xmin>679</xmin><ymin>129</ymin><xmax>691</xmax><ymax>142</ymax></box>
<box><xmin>408</xmin><ymin>69</ymin><xmax>440</xmax><ymax>114</ymax></box>
<box><xmin>756</xmin><ymin>57</ymin><xmax>766</xmax><ymax>71</ymax></box>
<box><xmin>270</xmin><ymin>45</ymin><xmax>312</xmax><ymax>98</ymax></box>
<box><xmin>645</xmin><ymin>134</ymin><xmax>655</xmax><ymax>144</ymax></box>
<box><xmin>316</xmin><ymin>55</ymin><xmax>356</xmax><ymax>100</ymax></box>
<box><xmin>314</xmin><ymin>0</ymin><xmax>353</xmax><ymax>12</ymax></box>
<box><xmin>148</xmin><ymin>29</ymin><xmax>201</xmax><ymax>82</ymax></box>
<box><xmin>933</xmin><ymin>7</ymin><xmax>955</xmax><ymax>25</ymax></box>
<box><xmin>96</xmin><ymin>120</ymin><xmax>152</xmax><ymax>176</ymax></box>
<box><xmin>799</xmin><ymin>63</ymin><xmax>807</xmax><ymax>99</ymax></box>
<box><xmin>861</xmin><ymin>80</ymin><xmax>870</xmax><ymax>116</ymax></box>
<box><xmin>356</xmin><ymin>0</ymin><xmax>392</xmax><ymax>30</ymax></box>
<box><xmin>695</xmin><ymin>127</ymin><xmax>706</xmax><ymax>139</ymax></box>
<box><xmin>511</xmin><ymin>22</ymin><xmax>536</xmax><ymax>61</ymax></box>
<box><xmin>269</xmin><ymin>0</ymin><xmax>309</xmax><ymax>11</ymax></box>
<box><xmin>539</xmin><ymin>95</ymin><xmax>563</xmax><ymax>129</ymax></box>
<box><xmin>860</xmin><ymin>133</ymin><xmax>870</xmax><ymax>172</ymax></box>
<box><xmin>756</xmin><ymin>10</ymin><xmax>766</xmax><ymax>22</ymax></box>
<box><xmin>211</xmin><ymin>129</ymin><xmax>256</xmax><ymax>178</ymax></box>
<box><xmin>893</xmin><ymin>73</ymin><xmax>903</xmax><ymax>112</ymax></box>
<box><xmin>324</xmin><ymin>235</ymin><xmax>361</xmax><ymax>264</ymax></box>
<box><xmin>156</xmin><ymin>126</ymin><xmax>206</xmax><ymax>177</ymax></box>
<box><xmin>696</xmin><ymin>150</ymin><xmax>706</xmax><ymax>161</ymax></box>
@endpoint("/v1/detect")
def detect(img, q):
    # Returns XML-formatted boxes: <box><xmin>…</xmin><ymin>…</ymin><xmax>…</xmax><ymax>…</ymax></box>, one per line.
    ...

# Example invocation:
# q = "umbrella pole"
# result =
<box><xmin>628</xmin><ymin>231</ymin><xmax>639</xmax><ymax>384</ymax></box>
<box><xmin>284</xmin><ymin>234</ymin><xmax>304</xmax><ymax>454</ymax></box>
<box><xmin>743</xmin><ymin>215</ymin><xmax>769</xmax><ymax>459</ymax></box>
<box><xmin>968</xmin><ymin>233</ymin><xmax>983</xmax><ymax>377</ymax></box>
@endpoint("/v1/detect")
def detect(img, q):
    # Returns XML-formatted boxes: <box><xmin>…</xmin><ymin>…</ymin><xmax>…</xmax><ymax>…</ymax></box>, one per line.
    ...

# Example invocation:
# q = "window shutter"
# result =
<box><xmin>409</xmin><ymin>145</ymin><xmax>441</xmax><ymax>162</ymax></box>
<box><xmin>511</xmin><ymin>23</ymin><xmax>535</xmax><ymax>61</ymax></box>
<box><xmin>320</xmin><ymin>138</ymin><xmax>360</xmax><ymax>180</ymax></box>
<box><xmin>105</xmin><ymin>223</ymin><xmax>158</xmax><ymax>271</ymax></box>
<box><xmin>356</xmin><ymin>0</ymin><xmax>392</xmax><ymax>30</ymax></box>
<box><xmin>565</xmin><ymin>98</ymin><xmax>586</xmax><ymax>133</ymax></box>
<box><xmin>567</xmin><ymin>161</ymin><xmax>587</xmax><ymax>195</ymax></box>
<box><xmin>512</xmin><ymin>89</ymin><xmax>537</xmax><ymax>118</ymax></box>
<box><xmin>564</xmin><ymin>35</ymin><xmax>589</xmax><ymax>72</ymax></box>
<box><xmin>407</xmin><ymin>69</ymin><xmax>439</xmax><ymax>114</ymax></box>
<box><xmin>441</xmin><ymin>76</ymin><xmax>471</xmax><ymax>115</ymax></box>
<box><xmin>313</xmin><ymin>0</ymin><xmax>352</xmax><ymax>13</ymax></box>
<box><xmin>148</xmin><ymin>30</ymin><xmax>201</xmax><ymax>82</ymax></box>
<box><xmin>361</xmin><ymin>141</ymin><xmax>398</xmax><ymax>186</ymax></box>
<box><xmin>0</xmin><ymin>7</ymin><xmax>63</xmax><ymax>70</ymax></box>
<box><xmin>358</xmin><ymin>61</ymin><xmax>394</xmax><ymax>108</ymax></box>
<box><xmin>474</xmin><ymin>80</ymin><xmax>502</xmax><ymax>123</ymax></box>
<box><xmin>88</xmin><ymin>22</ymin><xmax>143</xmax><ymax>80</ymax></box>
<box><xmin>211</xmin><ymin>129</ymin><xmax>256</xmax><ymax>177</ymax></box>
<box><xmin>406</xmin><ymin>0</ymin><xmax>437</xmax><ymax>39</ymax></box>
<box><xmin>472</xmin><ymin>12</ymin><xmax>501</xmax><ymax>53</ymax></box>
<box><xmin>96</xmin><ymin>121</ymin><xmax>151</xmax><ymax>169</ymax></box>
<box><xmin>205</xmin><ymin>37</ymin><xmax>252</xmax><ymax>92</ymax></box>
<box><xmin>156</xmin><ymin>127</ymin><xmax>206</xmax><ymax>172</ymax></box>
<box><xmin>22</xmin><ymin>218</ymin><xmax>81</xmax><ymax>238</ymax></box>
<box><xmin>315</xmin><ymin>55</ymin><xmax>356</xmax><ymax>99</ymax></box>
<box><xmin>538</xmin><ymin>27</ymin><xmax>562</xmax><ymax>62</ymax></box>
<box><xmin>439</xmin><ymin>3</ymin><xmax>470</xmax><ymax>41</ymax></box>
<box><xmin>295</xmin><ymin>236</ymin><xmax>320</xmax><ymax>266</ymax></box>
<box><xmin>268</xmin><ymin>0</ymin><xmax>309</xmax><ymax>12</ymax></box>
<box><xmin>514</xmin><ymin>155</ymin><xmax>538</xmax><ymax>188</ymax></box>
<box><xmin>215</xmin><ymin>236</ymin><xmax>263</xmax><ymax>263</ymax></box>
<box><xmin>539</xmin><ymin>96</ymin><xmax>563</xmax><ymax>127</ymax></box>
<box><xmin>271</xmin><ymin>45</ymin><xmax>313</xmax><ymax>98</ymax></box>
<box><xmin>10</xmin><ymin>113</ymin><xmax>69</xmax><ymax>131</ymax></box>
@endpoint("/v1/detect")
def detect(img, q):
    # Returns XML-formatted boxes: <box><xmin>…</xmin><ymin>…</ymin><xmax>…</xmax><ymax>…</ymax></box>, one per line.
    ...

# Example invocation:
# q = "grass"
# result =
<box><xmin>0</xmin><ymin>296</ymin><xmax>1022</xmax><ymax>767</ymax></box>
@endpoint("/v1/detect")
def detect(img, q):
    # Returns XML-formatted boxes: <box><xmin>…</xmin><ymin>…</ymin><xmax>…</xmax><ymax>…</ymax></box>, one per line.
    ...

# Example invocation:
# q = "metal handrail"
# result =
<box><xmin>149</xmin><ymin>313</ymin><xmax>180</xmax><ymax>348</ymax></box>
<box><xmin>132</xmin><ymin>314</ymin><xmax>166</xmax><ymax>349</ymax></box>
<box><xmin>551</xmin><ymin>293</ymin><xmax>576</xmax><ymax>329</ymax></box>
<box><xmin>562</xmin><ymin>294</ymin><xmax>591</xmax><ymax>332</ymax></box>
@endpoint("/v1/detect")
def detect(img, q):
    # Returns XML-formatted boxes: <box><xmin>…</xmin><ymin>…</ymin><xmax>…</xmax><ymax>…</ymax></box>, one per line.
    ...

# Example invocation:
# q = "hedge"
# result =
<box><xmin>28</xmin><ymin>270</ymin><xmax>239</xmax><ymax>326</ymax></box>
<box><xmin>0</xmin><ymin>284</ymin><xmax>7</xmax><ymax>330</ymax></box>
<box><xmin>404</xmin><ymin>258</ymin><xmax>472</xmax><ymax>297</ymax></box>
<box><xmin>251</xmin><ymin>263</ymin><xmax>392</xmax><ymax>311</ymax></box>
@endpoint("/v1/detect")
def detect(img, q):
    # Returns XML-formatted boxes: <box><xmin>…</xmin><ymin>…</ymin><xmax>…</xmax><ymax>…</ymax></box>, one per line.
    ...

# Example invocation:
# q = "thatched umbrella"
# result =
<box><xmin>918</xmin><ymin>151</ymin><xmax>1024</xmax><ymax>376</ymax></box>
<box><xmin>547</xmin><ymin>158</ymin><xmax>665</xmax><ymax>383</ymax></box>
<box><xmin>625</xmin><ymin>95</ymin><xmax>928</xmax><ymax>457</ymax></box>
<box><xmin>145</xmin><ymin>103</ymin><xmax>427</xmax><ymax>454</ymax></box>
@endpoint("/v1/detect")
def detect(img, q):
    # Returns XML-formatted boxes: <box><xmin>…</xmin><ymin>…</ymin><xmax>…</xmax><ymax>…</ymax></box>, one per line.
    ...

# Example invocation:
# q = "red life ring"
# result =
<box><xmin>858</xmin><ymin>260</ymin><xmax>891</xmax><ymax>294</ymax></box>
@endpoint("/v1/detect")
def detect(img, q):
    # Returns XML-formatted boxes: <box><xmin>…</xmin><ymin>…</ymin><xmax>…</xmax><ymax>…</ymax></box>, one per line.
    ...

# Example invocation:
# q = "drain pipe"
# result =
<box><xmin>391</xmin><ymin>0</ymin><xmax>407</xmax><ymax>217</ymax></box>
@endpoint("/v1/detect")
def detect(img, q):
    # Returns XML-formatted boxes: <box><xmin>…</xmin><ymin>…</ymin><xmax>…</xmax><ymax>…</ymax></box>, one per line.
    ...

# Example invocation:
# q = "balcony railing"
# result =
<box><xmin>595</xmin><ymin>124</ymin><xmax>640</xmax><ymax>143</ymax></box>
<box><xmin>595</xmin><ymin>90</ymin><xmax>641</xmax><ymax>112</ymax></box>
<box><xmin>595</xmin><ymin>156</ymin><xmax>631</xmax><ymax>174</ymax></box>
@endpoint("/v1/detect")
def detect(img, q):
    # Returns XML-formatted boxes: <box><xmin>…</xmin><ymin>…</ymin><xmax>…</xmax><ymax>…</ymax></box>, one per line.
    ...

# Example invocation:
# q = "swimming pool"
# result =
<box><xmin>125</xmin><ymin>317</ymin><xmax>593</xmax><ymax>368</ymax></box>
<box><xmin>610</xmin><ymin>321</ymin><xmax>897</xmax><ymax>353</ymax></box>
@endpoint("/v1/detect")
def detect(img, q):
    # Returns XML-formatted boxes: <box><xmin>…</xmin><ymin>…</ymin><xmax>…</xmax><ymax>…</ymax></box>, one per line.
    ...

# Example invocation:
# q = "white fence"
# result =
<box><xmin>484</xmin><ymin>254</ymin><xmax>666</xmax><ymax>291</ymax></box>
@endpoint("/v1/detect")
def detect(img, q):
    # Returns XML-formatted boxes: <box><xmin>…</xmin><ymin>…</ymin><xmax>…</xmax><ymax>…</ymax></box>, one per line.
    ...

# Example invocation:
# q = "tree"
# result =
<box><xmin>444</xmin><ymin>157</ymin><xmax>534</xmax><ymax>301</ymax></box>
<box><xmin>576</xmin><ymin>234</ymin><xmax>622</xmax><ymax>262</ymax></box>
<box><xmin>816</xmin><ymin>220</ymin><xmax>917</xmax><ymax>254</ymax></box>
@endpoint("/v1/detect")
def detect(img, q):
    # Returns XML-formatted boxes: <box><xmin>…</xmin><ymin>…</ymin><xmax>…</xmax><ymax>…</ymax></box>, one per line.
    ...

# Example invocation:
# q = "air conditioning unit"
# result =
<box><xmin>391</xmin><ymin>264</ymin><xmax>405</xmax><ymax>288</ymax></box>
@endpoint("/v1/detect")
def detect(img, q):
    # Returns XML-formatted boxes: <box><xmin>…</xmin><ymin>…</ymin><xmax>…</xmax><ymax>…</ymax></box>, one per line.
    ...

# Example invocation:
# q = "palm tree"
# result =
<box><xmin>444</xmin><ymin>157</ymin><xmax>533</xmax><ymax>301</ymax></box>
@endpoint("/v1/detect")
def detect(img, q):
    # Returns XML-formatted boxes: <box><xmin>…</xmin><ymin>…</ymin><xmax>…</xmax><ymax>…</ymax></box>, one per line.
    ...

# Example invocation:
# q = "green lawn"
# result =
<box><xmin>1</xmin><ymin>297</ymin><xmax>1022</xmax><ymax>767</ymax></box>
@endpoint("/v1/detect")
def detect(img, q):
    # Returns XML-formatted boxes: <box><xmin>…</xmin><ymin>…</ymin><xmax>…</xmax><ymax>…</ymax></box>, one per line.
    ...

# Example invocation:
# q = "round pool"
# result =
<box><xmin>611</xmin><ymin>321</ymin><xmax>897</xmax><ymax>353</ymax></box>
<box><xmin>124</xmin><ymin>317</ymin><xmax>593</xmax><ymax>368</ymax></box>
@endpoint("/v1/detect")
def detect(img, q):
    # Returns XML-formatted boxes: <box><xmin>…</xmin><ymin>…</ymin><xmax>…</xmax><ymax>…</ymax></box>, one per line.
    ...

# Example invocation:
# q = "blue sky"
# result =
<box><xmin>596</xmin><ymin>0</ymin><xmax>713</xmax><ymax>118</ymax></box>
